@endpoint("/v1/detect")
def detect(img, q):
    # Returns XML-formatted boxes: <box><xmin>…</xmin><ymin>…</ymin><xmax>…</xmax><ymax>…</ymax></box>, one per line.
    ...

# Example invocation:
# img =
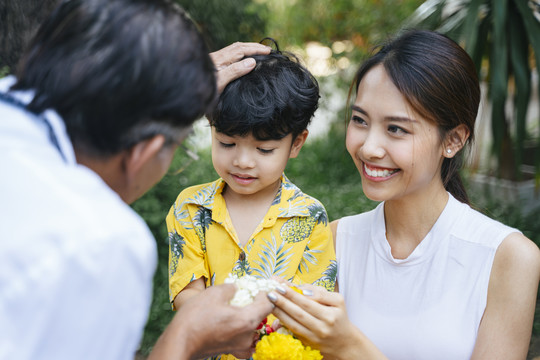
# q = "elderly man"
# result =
<box><xmin>0</xmin><ymin>0</ymin><xmax>271</xmax><ymax>359</ymax></box>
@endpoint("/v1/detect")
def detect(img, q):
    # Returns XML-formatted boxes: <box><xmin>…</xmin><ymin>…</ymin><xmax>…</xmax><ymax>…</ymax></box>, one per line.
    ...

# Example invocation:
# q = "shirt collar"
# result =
<box><xmin>0</xmin><ymin>76</ymin><xmax>77</xmax><ymax>165</ymax></box>
<box><xmin>271</xmin><ymin>174</ymin><xmax>311</xmax><ymax>218</ymax></box>
<box><xmin>183</xmin><ymin>174</ymin><xmax>311</xmax><ymax>219</ymax></box>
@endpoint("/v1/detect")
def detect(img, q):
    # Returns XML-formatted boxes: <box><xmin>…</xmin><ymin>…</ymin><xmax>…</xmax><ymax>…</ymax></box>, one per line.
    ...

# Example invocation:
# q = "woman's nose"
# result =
<box><xmin>361</xmin><ymin>131</ymin><xmax>385</xmax><ymax>160</ymax></box>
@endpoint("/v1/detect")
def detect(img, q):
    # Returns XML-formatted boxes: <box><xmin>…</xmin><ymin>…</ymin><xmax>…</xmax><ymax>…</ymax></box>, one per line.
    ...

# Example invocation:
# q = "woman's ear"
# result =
<box><xmin>289</xmin><ymin>130</ymin><xmax>309</xmax><ymax>159</ymax></box>
<box><xmin>443</xmin><ymin>124</ymin><xmax>470</xmax><ymax>158</ymax></box>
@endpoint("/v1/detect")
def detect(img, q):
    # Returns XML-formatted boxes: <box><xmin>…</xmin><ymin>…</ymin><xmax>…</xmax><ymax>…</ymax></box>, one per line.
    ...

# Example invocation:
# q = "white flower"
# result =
<box><xmin>225</xmin><ymin>274</ymin><xmax>279</xmax><ymax>307</ymax></box>
<box><xmin>276</xmin><ymin>327</ymin><xmax>293</xmax><ymax>335</ymax></box>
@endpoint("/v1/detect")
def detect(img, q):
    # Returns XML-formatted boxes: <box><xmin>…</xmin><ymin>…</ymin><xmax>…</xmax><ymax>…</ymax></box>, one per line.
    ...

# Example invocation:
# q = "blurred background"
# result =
<box><xmin>1</xmin><ymin>0</ymin><xmax>539</xmax><ymax>357</ymax></box>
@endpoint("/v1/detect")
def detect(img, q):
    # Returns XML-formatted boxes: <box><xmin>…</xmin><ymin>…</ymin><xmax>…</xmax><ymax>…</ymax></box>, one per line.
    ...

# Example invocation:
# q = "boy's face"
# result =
<box><xmin>211</xmin><ymin>127</ymin><xmax>307</xmax><ymax>199</ymax></box>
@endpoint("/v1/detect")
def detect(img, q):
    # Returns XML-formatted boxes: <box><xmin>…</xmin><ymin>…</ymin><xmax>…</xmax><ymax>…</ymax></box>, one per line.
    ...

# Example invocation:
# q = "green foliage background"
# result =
<box><xmin>265</xmin><ymin>0</ymin><xmax>421</xmax><ymax>52</ymax></box>
<box><xmin>176</xmin><ymin>0</ymin><xmax>269</xmax><ymax>51</ymax></box>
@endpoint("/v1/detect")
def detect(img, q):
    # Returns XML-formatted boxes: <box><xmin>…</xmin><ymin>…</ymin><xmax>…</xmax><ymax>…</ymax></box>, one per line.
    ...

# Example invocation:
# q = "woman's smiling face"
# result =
<box><xmin>346</xmin><ymin>64</ymin><xmax>446</xmax><ymax>202</ymax></box>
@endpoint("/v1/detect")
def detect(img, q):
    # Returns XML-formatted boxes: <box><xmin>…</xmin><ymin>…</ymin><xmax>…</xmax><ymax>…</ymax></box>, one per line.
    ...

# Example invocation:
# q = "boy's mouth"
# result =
<box><xmin>232</xmin><ymin>173</ymin><xmax>256</xmax><ymax>179</ymax></box>
<box><xmin>231</xmin><ymin>173</ymin><xmax>257</xmax><ymax>184</ymax></box>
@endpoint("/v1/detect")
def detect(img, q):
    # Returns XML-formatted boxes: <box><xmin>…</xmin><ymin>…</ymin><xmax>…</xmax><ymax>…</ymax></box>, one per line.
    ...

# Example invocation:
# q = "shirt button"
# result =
<box><xmin>238</xmin><ymin>252</ymin><xmax>246</xmax><ymax>261</ymax></box>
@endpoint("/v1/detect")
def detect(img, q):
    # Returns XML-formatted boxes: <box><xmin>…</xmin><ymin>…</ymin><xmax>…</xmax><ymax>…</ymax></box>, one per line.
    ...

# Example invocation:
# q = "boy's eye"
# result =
<box><xmin>219</xmin><ymin>141</ymin><xmax>234</xmax><ymax>148</ymax></box>
<box><xmin>258</xmin><ymin>148</ymin><xmax>274</xmax><ymax>154</ymax></box>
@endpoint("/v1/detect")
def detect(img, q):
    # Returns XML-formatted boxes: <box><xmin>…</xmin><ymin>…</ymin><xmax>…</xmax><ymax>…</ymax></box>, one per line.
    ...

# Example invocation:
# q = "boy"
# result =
<box><xmin>166</xmin><ymin>45</ymin><xmax>336</xmax><ymax>323</ymax></box>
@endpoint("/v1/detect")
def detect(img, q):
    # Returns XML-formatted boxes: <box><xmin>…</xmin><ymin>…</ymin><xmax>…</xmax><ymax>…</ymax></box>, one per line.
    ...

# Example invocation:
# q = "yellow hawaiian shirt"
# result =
<box><xmin>166</xmin><ymin>174</ymin><xmax>337</xmax><ymax>304</ymax></box>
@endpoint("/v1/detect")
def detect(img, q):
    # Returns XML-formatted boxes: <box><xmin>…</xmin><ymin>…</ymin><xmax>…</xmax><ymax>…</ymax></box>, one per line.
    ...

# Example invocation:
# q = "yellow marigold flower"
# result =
<box><xmin>253</xmin><ymin>332</ymin><xmax>303</xmax><ymax>359</ymax></box>
<box><xmin>253</xmin><ymin>332</ymin><xmax>322</xmax><ymax>360</ymax></box>
<box><xmin>303</xmin><ymin>345</ymin><xmax>323</xmax><ymax>360</ymax></box>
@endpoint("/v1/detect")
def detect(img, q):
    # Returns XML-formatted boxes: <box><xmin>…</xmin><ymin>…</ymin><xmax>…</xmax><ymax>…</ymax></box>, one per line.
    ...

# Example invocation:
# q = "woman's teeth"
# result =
<box><xmin>364</xmin><ymin>165</ymin><xmax>398</xmax><ymax>178</ymax></box>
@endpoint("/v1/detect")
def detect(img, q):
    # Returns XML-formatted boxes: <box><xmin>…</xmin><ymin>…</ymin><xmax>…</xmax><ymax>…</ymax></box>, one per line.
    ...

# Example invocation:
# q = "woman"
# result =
<box><xmin>267</xmin><ymin>30</ymin><xmax>540</xmax><ymax>359</ymax></box>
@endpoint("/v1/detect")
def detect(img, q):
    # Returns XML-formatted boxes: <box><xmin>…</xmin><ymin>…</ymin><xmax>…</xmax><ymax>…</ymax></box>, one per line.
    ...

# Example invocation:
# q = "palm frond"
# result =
<box><xmin>252</xmin><ymin>233</ymin><xmax>294</xmax><ymax>279</ymax></box>
<box><xmin>173</xmin><ymin>208</ymin><xmax>194</xmax><ymax>229</ymax></box>
<box><xmin>407</xmin><ymin>0</ymin><xmax>540</xmax><ymax>179</ymax></box>
<box><xmin>323</xmin><ymin>260</ymin><xmax>338</xmax><ymax>281</ymax></box>
<box><xmin>508</xmin><ymin>3</ymin><xmax>532</xmax><ymax>179</ymax></box>
<box><xmin>515</xmin><ymin>0</ymin><xmax>540</xmax><ymax>173</ymax></box>
<box><xmin>298</xmin><ymin>244</ymin><xmax>323</xmax><ymax>274</ymax></box>
<box><xmin>489</xmin><ymin>0</ymin><xmax>509</xmax><ymax>169</ymax></box>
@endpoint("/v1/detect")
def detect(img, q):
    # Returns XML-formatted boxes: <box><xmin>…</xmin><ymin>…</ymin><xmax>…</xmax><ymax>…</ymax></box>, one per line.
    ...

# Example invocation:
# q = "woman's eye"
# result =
<box><xmin>388</xmin><ymin>125</ymin><xmax>408</xmax><ymax>135</ymax></box>
<box><xmin>258</xmin><ymin>148</ymin><xmax>274</xmax><ymax>154</ymax></box>
<box><xmin>219</xmin><ymin>141</ymin><xmax>234</xmax><ymax>148</ymax></box>
<box><xmin>351</xmin><ymin>115</ymin><xmax>367</xmax><ymax>126</ymax></box>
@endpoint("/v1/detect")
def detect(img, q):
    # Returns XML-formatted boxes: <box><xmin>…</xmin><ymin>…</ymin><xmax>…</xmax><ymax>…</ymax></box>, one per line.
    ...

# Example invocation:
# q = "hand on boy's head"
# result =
<box><xmin>210</xmin><ymin>42</ymin><xmax>271</xmax><ymax>94</ymax></box>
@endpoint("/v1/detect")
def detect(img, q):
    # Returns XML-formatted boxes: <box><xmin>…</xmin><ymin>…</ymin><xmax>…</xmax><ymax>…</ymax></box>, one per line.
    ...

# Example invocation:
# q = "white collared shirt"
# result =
<box><xmin>0</xmin><ymin>76</ymin><xmax>157</xmax><ymax>359</ymax></box>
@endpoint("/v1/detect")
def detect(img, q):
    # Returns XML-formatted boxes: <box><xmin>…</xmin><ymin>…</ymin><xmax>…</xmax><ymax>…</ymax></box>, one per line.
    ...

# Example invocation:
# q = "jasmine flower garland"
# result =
<box><xmin>224</xmin><ymin>274</ymin><xmax>279</xmax><ymax>307</ymax></box>
<box><xmin>224</xmin><ymin>274</ymin><xmax>323</xmax><ymax>360</ymax></box>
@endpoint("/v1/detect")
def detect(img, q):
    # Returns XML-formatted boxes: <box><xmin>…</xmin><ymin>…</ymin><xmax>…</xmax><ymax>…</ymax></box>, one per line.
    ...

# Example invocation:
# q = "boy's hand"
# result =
<box><xmin>210</xmin><ymin>42</ymin><xmax>271</xmax><ymax>94</ymax></box>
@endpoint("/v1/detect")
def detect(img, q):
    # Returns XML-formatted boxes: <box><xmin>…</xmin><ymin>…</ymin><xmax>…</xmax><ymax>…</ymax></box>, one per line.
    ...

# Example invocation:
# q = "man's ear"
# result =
<box><xmin>442</xmin><ymin>124</ymin><xmax>470</xmax><ymax>158</ymax></box>
<box><xmin>289</xmin><ymin>130</ymin><xmax>309</xmax><ymax>159</ymax></box>
<box><xmin>123</xmin><ymin>135</ymin><xmax>167</xmax><ymax>178</ymax></box>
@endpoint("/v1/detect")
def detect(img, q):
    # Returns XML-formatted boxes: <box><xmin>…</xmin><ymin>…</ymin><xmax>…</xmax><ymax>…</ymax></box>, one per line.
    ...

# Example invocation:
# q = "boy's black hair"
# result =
<box><xmin>209</xmin><ymin>39</ymin><xmax>319</xmax><ymax>141</ymax></box>
<box><xmin>12</xmin><ymin>0</ymin><xmax>216</xmax><ymax>157</ymax></box>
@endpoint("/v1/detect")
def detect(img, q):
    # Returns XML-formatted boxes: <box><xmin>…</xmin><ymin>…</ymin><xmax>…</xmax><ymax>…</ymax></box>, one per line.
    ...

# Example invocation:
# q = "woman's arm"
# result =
<box><xmin>472</xmin><ymin>232</ymin><xmax>540</xmax><ymax>359</ymax></box>
<box><xmin>269</xmin><ymin>283</ymin><xmax>387</xmax><ymax>360</ymax></box>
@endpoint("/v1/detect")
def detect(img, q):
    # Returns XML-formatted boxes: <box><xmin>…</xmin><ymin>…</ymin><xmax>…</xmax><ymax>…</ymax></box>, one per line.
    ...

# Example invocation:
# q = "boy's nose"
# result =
<box><xmin>232</xmin><ymin>150</ymin><xmax>255</xmax><ymax>168</ymax></box>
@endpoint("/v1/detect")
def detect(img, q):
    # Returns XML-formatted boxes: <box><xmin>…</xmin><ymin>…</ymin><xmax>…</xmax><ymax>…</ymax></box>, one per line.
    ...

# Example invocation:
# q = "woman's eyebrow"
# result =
<box><xmin>351</xmin><ymin>105</ymin><xmax>367</xmax><ymax>115</ymax></box>
<box><xmin>386</xmin><ymin>116</ymin><xmax>417</xmax><ymax>123</ymax></box>
<box><xmin>352</xmin><ymin>105</ymin><xmax>417</xmax><ymax>123</ymax></box>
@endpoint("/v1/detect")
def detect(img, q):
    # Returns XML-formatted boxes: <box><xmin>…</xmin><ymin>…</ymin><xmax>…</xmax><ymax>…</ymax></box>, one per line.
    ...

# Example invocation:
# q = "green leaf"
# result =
<box><xmin>489</xmin><ymin>0</ymin><xmax>509</xmax><ymax>167</ymax></box>
<box><xmin>461</xmin><ymin>0</ymin><xmax>483</xmax><ymax>53</ymax></box>
<box><xmin>469</xmin><ymin>15</ymin><xmax>490</xmax><ymax>74</ymax></box>
<box><xmin>513</xmin><ymin>0</ymin><xmax>540</xmax><ymax>173</ymax></box>
<box><xmin>508</xmin><ymin>2</ymin><xmax>531</xmax><ymax>179</ymax></box>
<box><xmin>404</xmin><ymin>0</ymin><xmax>445</xmax><ymax>29</ymax></box>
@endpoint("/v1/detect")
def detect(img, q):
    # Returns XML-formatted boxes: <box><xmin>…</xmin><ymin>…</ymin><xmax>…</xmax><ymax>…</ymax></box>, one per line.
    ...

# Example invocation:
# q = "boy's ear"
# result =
<box><xmin>289</xmin><ymin>130</ymin><xmax>309</xmax><ymax>159</ymax></box>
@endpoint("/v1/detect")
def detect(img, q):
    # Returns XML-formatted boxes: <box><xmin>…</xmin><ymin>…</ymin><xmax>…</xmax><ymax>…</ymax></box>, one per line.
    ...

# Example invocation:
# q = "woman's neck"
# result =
<box><xmin>383</xmin><ymin>186</ymin><xmax>449</xmax><ymax>259</ymax></box>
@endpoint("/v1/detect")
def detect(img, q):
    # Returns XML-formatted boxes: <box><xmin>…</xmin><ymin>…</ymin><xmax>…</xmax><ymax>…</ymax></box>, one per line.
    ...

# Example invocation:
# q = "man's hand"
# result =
<box><xmin>149</xmin><ymin>283</ymin><xmax>273</xmax><ymax>360</ymax></box>
<box><xmin>210</xmin><ymin>42</ymin><xmax>271</xmax><ymax>94</ymax></box>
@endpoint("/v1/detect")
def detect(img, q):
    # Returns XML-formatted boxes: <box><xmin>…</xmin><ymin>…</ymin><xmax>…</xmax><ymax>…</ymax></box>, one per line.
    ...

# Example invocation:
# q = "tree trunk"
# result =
<box><xmin>0</xmin><ymin>0</ymin><xmax>60</xmax><ymax>73</ymax></box>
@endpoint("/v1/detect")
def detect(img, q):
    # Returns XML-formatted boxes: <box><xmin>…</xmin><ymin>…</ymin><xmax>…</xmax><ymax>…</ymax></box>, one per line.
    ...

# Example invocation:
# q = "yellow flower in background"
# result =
<box><xmin>253</xmin><ymin>332</ymin><xmax>322</xmax><ymax>360</ymax></box>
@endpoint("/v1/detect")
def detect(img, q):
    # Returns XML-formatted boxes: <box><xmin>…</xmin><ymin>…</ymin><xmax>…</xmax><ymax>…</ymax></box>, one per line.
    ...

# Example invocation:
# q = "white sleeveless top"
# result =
<box><xmin>336</xmin><ymin>194</ymin><xmax>519</xmax><ymax>359</ymax></box>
